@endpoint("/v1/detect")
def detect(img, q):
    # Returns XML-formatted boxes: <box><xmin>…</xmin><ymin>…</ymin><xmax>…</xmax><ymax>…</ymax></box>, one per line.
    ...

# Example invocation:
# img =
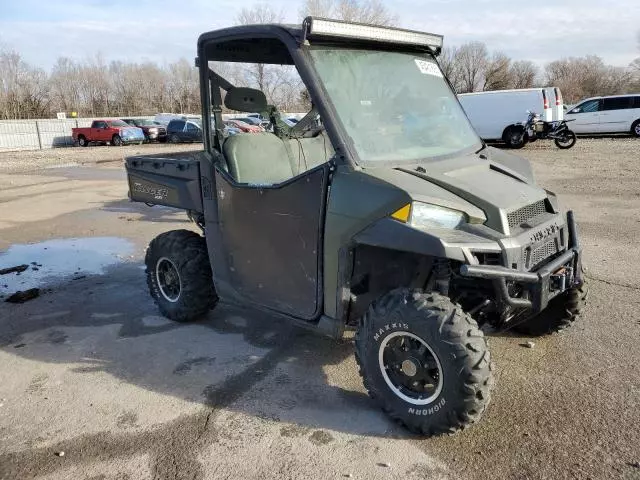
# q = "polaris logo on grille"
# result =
<box><xmin>530</xmin><ymin>223</ymin><xmax>560</xmax><ymax>243</ymax></box>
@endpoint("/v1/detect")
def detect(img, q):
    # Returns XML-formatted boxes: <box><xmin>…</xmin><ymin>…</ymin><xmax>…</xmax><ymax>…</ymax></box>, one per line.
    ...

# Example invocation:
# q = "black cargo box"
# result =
<box><xmin>125</xmin><ymin>152</ymin><xmax>204</xmax><ymax>213</ymax></box>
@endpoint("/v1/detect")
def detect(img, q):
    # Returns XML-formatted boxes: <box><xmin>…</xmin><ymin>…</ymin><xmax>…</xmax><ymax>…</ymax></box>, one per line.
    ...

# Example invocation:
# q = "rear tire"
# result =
<box><xmin>355</xmin><ymin>289</ymin><xmax>493</xmax><ymax>436</ymax></box>
<box><xmin>631</xmin><ymin>120</ymin><xmax>640</xmax><ymax>138</ymax></box>
<box><xmin>145</xmin><ymin>230</ymin><xmax>218</xmax><ymax>322</ymax></box>
<box><xmin>513</xmin><ymin>278</ymin><xmax>588</xmax><ymax>336</ymax></box>
<box><xmin>78</xmin><ymin>135</ymin><xmax>88</xmax><ymax>147</ymax></box>
<box><xmin>554</xmin><ymin>130</ymin><xmax>576</xmax><ymax>149</ymax></box>
<box><xmin>504</xmin><ymin>127</ymin><xmax>526</xmax><ymax>149</ymax></box>
<box><xmin>112</xmin><ymin>134</ymin><xmax>123</xmax><ymax>146</ymax></box>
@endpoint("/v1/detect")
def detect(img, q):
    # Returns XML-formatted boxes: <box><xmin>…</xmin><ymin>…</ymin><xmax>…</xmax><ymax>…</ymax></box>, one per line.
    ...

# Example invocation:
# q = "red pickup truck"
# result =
<box><xmin>72</xmin><ymin>119</ymin><xmax>146</xmax><ymax>147</ymax></box>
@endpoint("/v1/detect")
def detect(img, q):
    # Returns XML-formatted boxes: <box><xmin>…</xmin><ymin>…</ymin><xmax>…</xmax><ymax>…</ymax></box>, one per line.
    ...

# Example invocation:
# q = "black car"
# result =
<box><xmin>122</xmin><ymin>118</ymin><xmax>167</xmax><ymax>142</ymax></box>
<box><xmin>166</xmin><ymin>119</ymin><xmax>203</xmax><ymax>143</ymax></box>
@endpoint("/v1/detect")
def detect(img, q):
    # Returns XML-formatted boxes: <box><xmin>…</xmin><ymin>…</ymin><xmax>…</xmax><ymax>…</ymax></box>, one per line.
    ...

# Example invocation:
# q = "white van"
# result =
<box><xmin>458</xmin><ymin>87</ymin><xmax>563</xmax><ymax>147</ymax></box>
<box><xmin>564</xmin><ymin>94</ymin><xmax>640</xmax><ymax>136</ymax></box>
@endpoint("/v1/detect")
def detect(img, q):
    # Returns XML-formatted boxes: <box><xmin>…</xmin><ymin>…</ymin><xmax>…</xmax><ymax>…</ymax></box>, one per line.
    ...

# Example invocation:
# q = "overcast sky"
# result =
<box><xmin>1</xmin><ymin>0</ymin><xmax>638</xmax><ymax>70</ymax></box>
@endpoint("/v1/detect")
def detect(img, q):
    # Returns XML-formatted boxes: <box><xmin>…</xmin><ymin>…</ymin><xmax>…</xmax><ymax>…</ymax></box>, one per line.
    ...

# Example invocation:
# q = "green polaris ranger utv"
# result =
<box><xmin>125</xmin><ymin>18</ymin><xmax>587</xmax><ymax>436</ymax></box>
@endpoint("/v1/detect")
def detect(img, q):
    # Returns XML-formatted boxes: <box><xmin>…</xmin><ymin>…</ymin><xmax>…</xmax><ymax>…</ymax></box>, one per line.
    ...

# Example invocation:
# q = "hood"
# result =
<box><xmin>366</xmin><ymin>150</ymin><xmax>547</xmax><ymax>234</ymax></box>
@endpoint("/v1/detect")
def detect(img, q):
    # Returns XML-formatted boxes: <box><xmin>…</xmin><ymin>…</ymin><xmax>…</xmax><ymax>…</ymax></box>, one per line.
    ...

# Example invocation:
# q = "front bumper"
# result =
<box><xmin>460</xmin><ymin>211</ymin><xmax>583</xmax><ymax>313</ymax></box>
<box><xmin>146</xmin><ymin>130</ymin><xmax>167</xmax><ymax>140</ymax></box>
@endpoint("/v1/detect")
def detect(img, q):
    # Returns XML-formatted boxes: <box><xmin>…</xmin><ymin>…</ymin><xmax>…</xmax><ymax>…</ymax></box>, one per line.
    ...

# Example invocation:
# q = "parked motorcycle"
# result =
<box><xmin>524</xmin><ymin>111</ymin><xmax>577</xmax><ymax>149</ymax></box>
<box><xmin>505</xmin><ymin>111</ymin><xmax>577</xmax><ymax>149</ymax></box>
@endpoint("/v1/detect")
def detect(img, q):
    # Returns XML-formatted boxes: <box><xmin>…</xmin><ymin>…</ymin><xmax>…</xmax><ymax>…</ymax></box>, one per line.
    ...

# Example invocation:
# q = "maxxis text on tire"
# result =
<box><xmin>145</xmin><ymin>229</ymin><xmax>218</xmax><ymax>322</ymax></box>
<box><xmin>513</xmin><ymin>278</ymin><xmax>588</xmax><ymax>336</ymax></box>
<box><xmin>355</xmin><ymin>289</ymin><xmax>493</xmax><ymax>436</ymax></box>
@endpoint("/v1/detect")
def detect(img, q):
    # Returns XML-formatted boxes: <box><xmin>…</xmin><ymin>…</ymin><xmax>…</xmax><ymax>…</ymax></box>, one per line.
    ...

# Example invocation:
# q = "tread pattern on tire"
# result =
<box><xmin>145</xmin><ymin>229</ymin><xmax>217</xmax><ymax>322</ymax></box>
<box><xmin>354</xmin><ymin>289</ymin><xmax>493</xmax><ymax>436</ymax></box>
<box><xmin>514</xmin><ymin>279</ymin><xmax>588</xmax><ymax>336</ymax></box>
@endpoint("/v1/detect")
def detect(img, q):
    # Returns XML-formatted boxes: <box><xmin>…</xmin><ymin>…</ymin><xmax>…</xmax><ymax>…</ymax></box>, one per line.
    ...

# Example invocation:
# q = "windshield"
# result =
<box><xmin>110</xmin><ymin>120</ymin><xmax>130</xmax><ymax>127</ymax></box>
<box><xmin>309</xmin><ymin>48</ymin><xmax>481</xmax><ymax>164</ymax></box>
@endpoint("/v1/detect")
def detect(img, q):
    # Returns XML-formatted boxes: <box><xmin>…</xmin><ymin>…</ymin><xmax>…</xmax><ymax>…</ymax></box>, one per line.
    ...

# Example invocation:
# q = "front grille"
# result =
<box><xmin>528</xmin><ymin>239</ymin><xmax>559</xmax><ymax>269</ymax></box>
<box><xmin>507</xmin><ymin>200</ymin><xmax>547</xmax><ymax>229</ymax></box>
<box><xmin>474</xmin><ymin>252</ymin><xmax>502</xmax><ymax>266</ymax></box>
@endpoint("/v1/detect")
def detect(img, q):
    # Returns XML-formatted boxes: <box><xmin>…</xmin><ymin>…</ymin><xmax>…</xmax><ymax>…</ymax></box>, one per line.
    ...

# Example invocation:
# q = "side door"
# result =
<box><xmin>632</xmin><ymin>97</ymin><xmax>640</xmax><ymax>135</ymax></box>
<box><xmin>92</xmin><ymin>121</ymin><xmax>107</xmax><ymax>141</ymax></box>
<box><xmin>566</xmin><ymin>99</ymin><xmax>601</xmax><ymax>134</ymax></box>
<box><xmin>185</xmin><ymin>122</ymin><xmax>202</xmax><ymax>142</ymax></box>
<box><xmin>599</xmin><ymin>97</ymin><xmax>632</xmax><ymax>133</ymax></box>
<box><xmin>209</xmin><ymin>135</ymin><xmax>330</xmax><ymax>320</ymax></box>
<box><xmin>170</xmin><ymin>120</ymin><xmax>185</xmax><ymax>141</ymax></box>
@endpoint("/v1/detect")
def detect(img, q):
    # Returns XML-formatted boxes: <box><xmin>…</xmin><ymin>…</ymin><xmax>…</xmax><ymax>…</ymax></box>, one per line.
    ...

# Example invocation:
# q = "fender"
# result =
<box><xmin>502</xmin><ymin>122</ymin><xmax>526</xmax><ymax>140</ymax></box>
<box><xmin>352</xmin><ymin>217</ymin><xmax>500</xmax><ymax>263</ymax></box>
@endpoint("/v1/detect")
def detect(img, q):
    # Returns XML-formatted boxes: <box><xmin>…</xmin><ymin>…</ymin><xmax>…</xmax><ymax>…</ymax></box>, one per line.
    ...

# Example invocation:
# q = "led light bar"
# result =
<box><xmin>303</xmin><ymin>17</ymin><xmax>443</xmax><ymax>51</ymax></box>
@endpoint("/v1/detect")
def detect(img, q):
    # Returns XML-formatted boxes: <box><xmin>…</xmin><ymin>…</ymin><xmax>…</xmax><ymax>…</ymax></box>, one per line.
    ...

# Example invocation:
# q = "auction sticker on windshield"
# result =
<box><xmin>414</xmin><ymin>59</ymin><xmax>442</xmax><ymax>77</ymax></box>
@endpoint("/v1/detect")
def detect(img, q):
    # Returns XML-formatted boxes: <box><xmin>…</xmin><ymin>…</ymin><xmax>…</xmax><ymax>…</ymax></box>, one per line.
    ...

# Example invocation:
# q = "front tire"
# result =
<box><xmin>169</xmin><ymin>134</ymin><xmax>181</xmax><ymax>143</ymax></box>
<box><xmin>513</xmin><ymin>279</ymin><xmax>588</xmax><ymax>336</ymax></box>
<box><xmin>631</xmin><ymin>120</ymin><xmax>640</xmax><ymax>138</ymax></box>
<box><xmin>145</xmin><ymin>230</ymin><xmax>218</xmax><ymax>322</ymax></box>
<box><xmin>112</xmin><ymin>134</ymin><xmax>123</xmax><ymax>146</ymax></box>
<box><xmin>355</xmin><ymin>289</ymin><xmax>493</xmax><ymax>436</ymax></box>
<box><xmin>504</xmin><ymin>127</ymin><xmax>526</xmax><ymax>149</ymax></box>
<box><xmin>554</xmin><ymin>130</ymin><xmax>576</xmax><ymax>149</ymax></box>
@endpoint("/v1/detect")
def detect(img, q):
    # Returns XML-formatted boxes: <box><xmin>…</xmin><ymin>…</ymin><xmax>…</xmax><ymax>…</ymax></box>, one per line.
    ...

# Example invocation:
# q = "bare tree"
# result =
<box><xmin>437</xmin><ymin>46</ymin><xmax>459</xmax><ymax>89</ymax></box>
<box><xmin>49</xmin><ymin>57</ymin><xmax>82</xmax><ymax>113</ymax></box>
<box><xmin>300</xmin><ymin>0</ymin><xmax>397</xmax><ymax>25</ymax></box>
<box><xmin>482</xmin><ymin>52</ymin><xmax>512</xmax><ymax>91</ymax></box>
<box><xmin>299</xmin><ymin>0</ymin><xmax>335</xmax><ymax>17</ymax></box>
<box><xmin>455</xmin><ymin>42</ymin><xmax>488</xmax><ymax>93</ymax></box>
<box><xmin>167</xmin><ymin>58</ymin><xmax>200</xmax><ymax>114</ymax></box>
<box><xmin>510</xmin><ymin>60</ymin><xmax>538</xmax><ymax>89</ymax></box>
<box><xmin>0</xmin><ymin>49</ymin><xmax>49</xmax><ymax>119</ymax></box>
<box><xmin>237</xmin><ymin>2</ymin><xmax>283</xmax><ymax>24</ymax></box>
<box><xmin>546</xmin><ymin>55</ymin><xmax>635</xmax><ymax>103</ymax></box>
<box><xmin>630</xmin><ymin>30</ymin><xmax>640</xmax><ymax>89</ymax></box>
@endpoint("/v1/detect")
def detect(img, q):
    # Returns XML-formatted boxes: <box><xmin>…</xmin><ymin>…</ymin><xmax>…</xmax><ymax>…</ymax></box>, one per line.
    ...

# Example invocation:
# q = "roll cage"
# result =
<box><xmin>196</xmin><ymin>18</ymin><xmax>444</xmax><ymax>167</ymax></box>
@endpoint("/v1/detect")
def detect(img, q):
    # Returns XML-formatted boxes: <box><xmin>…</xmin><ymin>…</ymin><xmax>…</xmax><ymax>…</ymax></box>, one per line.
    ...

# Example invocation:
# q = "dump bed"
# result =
<box><xmin>125</xmin><ymin>151</ymin><xmax>204</xmax><ymax>213</ymax></box>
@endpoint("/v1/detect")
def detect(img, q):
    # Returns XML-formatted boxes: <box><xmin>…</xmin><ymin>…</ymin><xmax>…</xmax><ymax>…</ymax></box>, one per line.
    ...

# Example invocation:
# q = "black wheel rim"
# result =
<box><xmin>510</xmin><ymin>132</ymin><xmax>523</xmax><ymax>146</ymax></box>
<box><xmin>156</xmin><ymin>257</ymin><xmax>181</xmax><ymax>302</ymax></box>
<box><xmin>379</xmin><ymin>331</ymin><xmax>443</xmax><ymax>405</ymax></box>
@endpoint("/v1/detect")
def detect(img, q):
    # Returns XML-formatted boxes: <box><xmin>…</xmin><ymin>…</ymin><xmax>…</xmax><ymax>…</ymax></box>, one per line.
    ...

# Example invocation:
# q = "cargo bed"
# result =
<box><xmin>125</xmin><ymin>151</ymin><xmax>205</xmax><ymax>213</ymax></box>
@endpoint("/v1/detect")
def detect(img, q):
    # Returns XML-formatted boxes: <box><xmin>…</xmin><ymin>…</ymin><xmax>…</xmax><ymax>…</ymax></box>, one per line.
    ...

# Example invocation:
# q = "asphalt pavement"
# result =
<box><xmin>0</xmin><ymin>140</ymin><xmax>639</xmax><ymax>480</ymax></box>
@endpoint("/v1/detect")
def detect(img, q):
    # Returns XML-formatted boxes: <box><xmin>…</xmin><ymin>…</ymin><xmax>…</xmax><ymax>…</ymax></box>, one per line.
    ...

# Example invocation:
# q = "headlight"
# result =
<box><xmin>149</xmin><ymin>128</ymin><xmax>158</xmax><ymax>133</ymax></box>
<box><xmin>391</xmin><ymin>202</ymin><xmax>466</xmax><ymax>229</ymax></box>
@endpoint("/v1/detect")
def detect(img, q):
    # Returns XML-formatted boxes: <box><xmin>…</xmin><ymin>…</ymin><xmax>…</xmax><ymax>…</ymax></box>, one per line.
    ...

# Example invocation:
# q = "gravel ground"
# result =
<box><xmin>0</xmin><ymin>137</ymin><xmax>639</xmax><ymax>479</ymax></box>
<box><xmin>0</xmin><ymin>143</ymin><xmax>203</xmax><ymax>174</ymax></box>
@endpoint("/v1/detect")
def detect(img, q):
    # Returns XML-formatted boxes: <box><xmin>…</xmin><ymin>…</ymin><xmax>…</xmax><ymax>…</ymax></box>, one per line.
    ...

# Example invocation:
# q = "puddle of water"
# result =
<box><xmin>0</xmin><ymin>237</ymin><xmax>134</xmax><ymax>293</ymax></box>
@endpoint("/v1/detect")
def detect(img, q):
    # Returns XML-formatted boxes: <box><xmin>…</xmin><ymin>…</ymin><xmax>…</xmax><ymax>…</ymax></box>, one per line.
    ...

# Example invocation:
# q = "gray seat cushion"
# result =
<box><xmin>223</xmin><ymin>133</ymin><xmax>293</xmax><ymax>185</ymax></box>
<box><xmin>287</xmin><ymin>133</ymin><xmax>335</xmax><ymax>175</ymax></box>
